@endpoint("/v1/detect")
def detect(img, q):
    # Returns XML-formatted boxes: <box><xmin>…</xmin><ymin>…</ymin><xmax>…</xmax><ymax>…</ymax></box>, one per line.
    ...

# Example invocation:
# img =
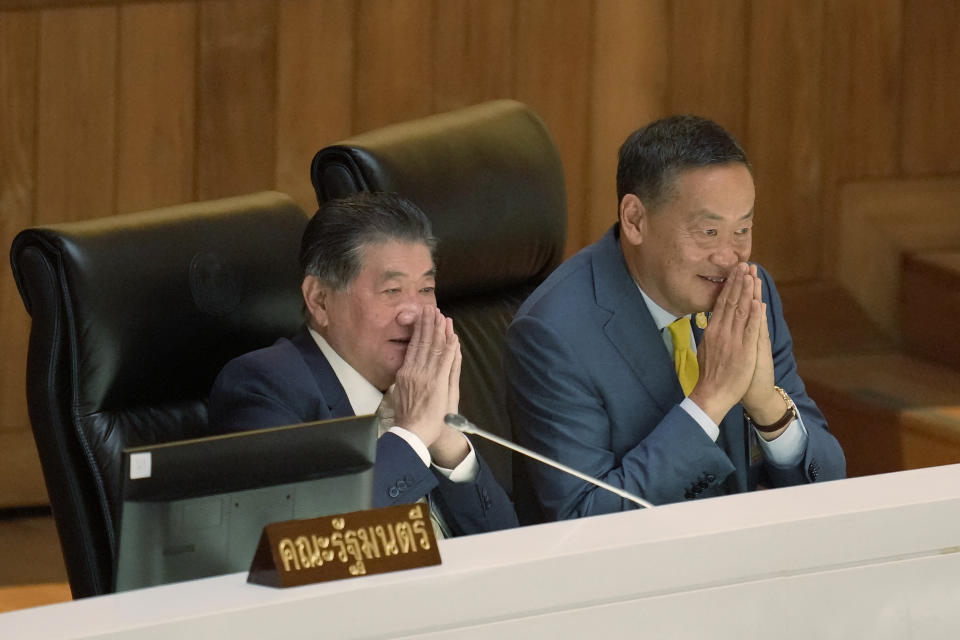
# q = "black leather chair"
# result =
<box><xmin>311</xmin><ymin>100</ymin><xmax>567</xmax><ymax>522</ymax></box>
<box><xmin>10</xmin><ymin>191</ymin><xmax>309</xmax><ymax>597</ymax></box>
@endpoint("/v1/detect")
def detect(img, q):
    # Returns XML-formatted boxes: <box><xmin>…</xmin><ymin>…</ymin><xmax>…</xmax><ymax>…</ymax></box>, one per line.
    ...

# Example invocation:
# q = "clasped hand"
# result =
<box><xmin>688</xmin><ymin>263</ymin><xmax>780</xmax><ymax>431</ymax></box>
<box><xmin>392</xmin><ymin>306</ymin><xmax>469</xmax><ymax>467</ymax></box>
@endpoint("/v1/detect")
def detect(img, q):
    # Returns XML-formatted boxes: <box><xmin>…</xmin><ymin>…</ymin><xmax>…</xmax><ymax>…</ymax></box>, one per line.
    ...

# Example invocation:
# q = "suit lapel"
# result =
<box><xmin>592</xmin><ymin>227</ymin><xmax>683</xmax><ymax>415</ymax></box>
<box><xmin>291</xmin><ymin>327</ymin><xmax>355</xmax><ymax>418</ymax></box>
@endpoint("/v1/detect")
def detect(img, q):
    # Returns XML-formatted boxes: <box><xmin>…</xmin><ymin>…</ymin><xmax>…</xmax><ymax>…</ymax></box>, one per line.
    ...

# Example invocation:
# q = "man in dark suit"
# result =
<box><xmin>505</xmin><ymin>115</ymin><xmax>845</xmax><ymax>520</ymax></box>
<box><xmin>209</xmin><ymin>192</ymin><xmax>517</xmax><ymax>536</ymax></box>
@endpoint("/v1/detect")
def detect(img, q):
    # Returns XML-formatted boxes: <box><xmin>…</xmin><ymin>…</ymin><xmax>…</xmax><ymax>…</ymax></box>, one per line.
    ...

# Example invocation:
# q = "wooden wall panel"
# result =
<box><xmin>0</xmin><ymin>10</ymin><xmax>37</xmax><ymax>432</ymax></box>
<box><xmin>820</xmin><ymin>0</ymin><xmax>901</xmax><ymax>276</ymax></box>
<box><xmin>669</xmin><ymin>0</ymin><xmax>749</xmax><ymax>143</ymax></box>
<box><xmin>433</xmin><ymin>0</ymin><xmax>515</xmax><ymax>114</ymax></box>
<box><xmin>196</xmin><ymin>0</ymin><xmax>277</xmax><ymax>200</ymax></box>
<box><xmin>822</xmin><ymin>0</ymin><xmax>901</xmax><ymax>179</ymax></box>
<box><xmin>116</xmin><ymin>1</ymin><xmax>196</xmax><ymax>213</ymax></box>
<box><xmin>276</xmin><ymin>0</ymin><xmax>354</xmax><ymax>213</ymax></box>
<box><xmin>585</xmin><ymin>0</ymin><xmax>668</xmax><ymax>245</ymax></box>
<box><xmin>515</xmin><ymin>0</ymin><xmax>592</xmax><ymax>252</ymax></box>
<box><xmin>35</xmin><ymin>5</ymin><xmax>117</xmax><ymax>223</ymax></box>
<box><xmin>354</xmin><ymin>0</ymin><xmax>433</xmax><ymax>132</ymax></box>
<box><xmin>746</xmin><ymin>0</ymin><xmax>824</xmax><ymax>281</ymax></box>
<box><xmin>0</xmin><ymin>433</ymin><xmax>48</xmax><ymax>507</ymax></box>
<box><xmin>902</xmin><ymin>0</ymin><xmax>960</xmax><ymax>175</ymax></box>
<box><xmin>1</xmin><ymin>10</ymin><xmax>44</xmax><ymax>507</ymax></box>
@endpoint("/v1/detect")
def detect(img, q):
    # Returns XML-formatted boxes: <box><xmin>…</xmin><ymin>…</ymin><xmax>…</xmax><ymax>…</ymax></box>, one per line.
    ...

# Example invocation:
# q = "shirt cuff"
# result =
<box><xmin>387</xmin><ymin>426</ymin><xmax>479</xmax><ymax>482</ymax></box>
<box><xmin>388</xmin><ymin>426</ymin><xmax>431</xmax><ymax>466</ymax></box>
<box><xmin>435</xmin><ymin>439</ymin><xmax>479</xmax><ymax>482</ymax></box>
<box><xmin>754</xmin><ymin>412</ymin><xmax>808</xmax><ymax>467</ymax></box>
<box><xmin>680</xmin><ymin>397</ymin><xmax>720</xmax><ymax>442</ymax></box>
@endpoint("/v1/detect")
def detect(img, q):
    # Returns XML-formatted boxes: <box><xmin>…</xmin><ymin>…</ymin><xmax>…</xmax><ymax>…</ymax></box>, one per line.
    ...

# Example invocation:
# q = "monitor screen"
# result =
<box><xmin>114</xmin><ymin>414</ymin><xmax>377</xmax><ymax>592</ymax></box>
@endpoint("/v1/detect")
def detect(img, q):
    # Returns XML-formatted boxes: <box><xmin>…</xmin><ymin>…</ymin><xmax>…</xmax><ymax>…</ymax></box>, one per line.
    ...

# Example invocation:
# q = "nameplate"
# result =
<box><xmin>247</xmin><ymin>503</ymin><xmax>441</xmax><ymax>588</ymax></box>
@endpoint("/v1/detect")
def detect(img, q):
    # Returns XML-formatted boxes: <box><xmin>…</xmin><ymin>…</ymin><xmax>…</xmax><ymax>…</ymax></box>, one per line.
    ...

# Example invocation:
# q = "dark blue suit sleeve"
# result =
<box><xmin>760</xmin><ymin>266</ymin><xmax>846</xmax><ymax>485</ymax></box>
<box><xmin>431</xmin><ymin>454</ymin><xmax>519</xmax><ymax>535</ymax></box>
<box><xmin>373</xmin><ymin>433</ymin><xmax>518</xmax><ymax>534</ymax></box>
<box><xmin>372</xmin><ymin>433</ymin><xmax>440</xmax><ymax>506</ymax></box>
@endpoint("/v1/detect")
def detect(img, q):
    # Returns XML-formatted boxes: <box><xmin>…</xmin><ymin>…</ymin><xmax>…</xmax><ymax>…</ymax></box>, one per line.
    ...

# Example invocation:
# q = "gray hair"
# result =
<box><xmin>616</xmin><ymin>115</ymin><xmax>751</xmax><ymax>210</ymax></box>
<box><xmin>300</xmin><ymin>192</ymin><xmax>437</xmax><ymax>290</ymax></box>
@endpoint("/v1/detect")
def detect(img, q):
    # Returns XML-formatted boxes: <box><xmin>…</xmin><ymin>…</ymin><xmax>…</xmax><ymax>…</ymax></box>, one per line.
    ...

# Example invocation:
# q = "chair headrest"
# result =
<box><xmin>311</xmin><ymin>100</ymin><xmax>567</xmax><ymax>299</ymax></box>
<box><xmin>11</xmin><ymin>191</ymin><xmax>309</xmax><ymax>412</ymax></box>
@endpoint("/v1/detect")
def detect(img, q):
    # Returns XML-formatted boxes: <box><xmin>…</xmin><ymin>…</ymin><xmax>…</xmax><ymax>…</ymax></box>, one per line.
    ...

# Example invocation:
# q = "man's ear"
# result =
<box><xmin>618</xmin><ymin>194</ymin><xmax>647</xmax><ymax>247</ymax></box>
<box><xmin>302</xmin><ymin>275</ymin><xmax>330</xmax><ymax>329</ymax></box>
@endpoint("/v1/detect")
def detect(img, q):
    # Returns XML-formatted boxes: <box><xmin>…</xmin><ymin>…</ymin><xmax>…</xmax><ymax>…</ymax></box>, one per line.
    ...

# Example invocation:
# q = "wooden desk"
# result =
<box><xmin>2</xmin><ymin>465</ymin><xmax>959</xmax><ymax>639</ymax></box>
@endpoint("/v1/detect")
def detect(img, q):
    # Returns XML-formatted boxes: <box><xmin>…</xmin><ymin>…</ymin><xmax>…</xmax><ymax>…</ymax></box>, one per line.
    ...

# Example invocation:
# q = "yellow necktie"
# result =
<box><xmin>667</xmin><ymin>316</ymin><xmax>698</xmax><ymax>396</ymax></box>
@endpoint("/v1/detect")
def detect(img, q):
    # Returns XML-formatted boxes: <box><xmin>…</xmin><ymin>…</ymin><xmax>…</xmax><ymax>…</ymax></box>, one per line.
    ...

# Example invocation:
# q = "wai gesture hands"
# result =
<box><xmin>689</xmin><ymin>263</ymin><xmax>785</xmax><ymax>438</ymax></box>
<box><xmin>392</xmin><ymin>306</ymin><xmax>469</xmax><ymax>467</ymax></box>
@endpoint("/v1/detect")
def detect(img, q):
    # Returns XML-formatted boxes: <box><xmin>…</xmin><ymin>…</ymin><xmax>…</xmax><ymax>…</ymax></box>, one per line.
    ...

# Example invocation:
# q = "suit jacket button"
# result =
<box><xmin>397</xmin><ymin>480</ymin><xmax>407</xmax><ymax>490</ymax></box>
<box><xmin>388</xmin><ymin>487</ymin><xmax>400</xmax><ymax>498</ymax></box>
<box><xmin>706</xmin><ymin>473</ymin><xmax>715</xmax><ymax>482</ymax></box>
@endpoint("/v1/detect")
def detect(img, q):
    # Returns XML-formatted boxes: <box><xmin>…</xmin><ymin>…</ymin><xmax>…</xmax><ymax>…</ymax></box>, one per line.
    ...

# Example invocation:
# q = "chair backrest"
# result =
<box><xmin>10</xmin><ymin>191</ymin><xmax>309</xmax><ymax>597</ymax></box>
<box><xmin>311</xmin><ymin>100</ymin><xmax>567</xmax><ymax>518</ymax></box>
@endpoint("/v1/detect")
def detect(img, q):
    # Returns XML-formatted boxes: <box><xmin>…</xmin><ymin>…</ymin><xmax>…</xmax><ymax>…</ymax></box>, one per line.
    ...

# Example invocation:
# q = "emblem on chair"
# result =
<box><xmin>189</xmin><ymin>252</ymin><xmax>244</xmax><ymax>316</ymax></box>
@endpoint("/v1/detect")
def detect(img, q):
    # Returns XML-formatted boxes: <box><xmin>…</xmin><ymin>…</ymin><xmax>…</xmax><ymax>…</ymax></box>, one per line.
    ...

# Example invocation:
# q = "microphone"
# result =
<box><xmin>444</xmin><ymin>413</ymin><xmax>654</xmax><ymax>509</ymax></box>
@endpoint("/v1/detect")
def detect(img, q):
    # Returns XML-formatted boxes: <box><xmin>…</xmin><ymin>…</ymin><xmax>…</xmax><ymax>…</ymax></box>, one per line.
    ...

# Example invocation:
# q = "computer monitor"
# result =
<box><xmin>114</xmin><ymin>414</ymin><xmax>377</xmax><ymax>592</ymax></box>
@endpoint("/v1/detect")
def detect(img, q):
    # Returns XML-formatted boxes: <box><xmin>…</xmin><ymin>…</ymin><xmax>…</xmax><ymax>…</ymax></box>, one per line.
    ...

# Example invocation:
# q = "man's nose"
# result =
<box><xmin>710</xmin><ymin>241</ymin><xmax>740</xmax><ymax>269</ymax></box>
<box><xmin>395</xmin><ymin>300</ymin><xmax>425</xmax><ymax>326</ymax></box>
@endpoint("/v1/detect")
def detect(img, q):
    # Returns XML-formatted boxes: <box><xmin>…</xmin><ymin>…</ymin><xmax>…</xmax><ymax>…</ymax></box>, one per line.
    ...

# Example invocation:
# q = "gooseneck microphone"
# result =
<box><xmin>444</xmin><ymin>413</ymin><xmax>654</xmax><ymax>509</ymax></box>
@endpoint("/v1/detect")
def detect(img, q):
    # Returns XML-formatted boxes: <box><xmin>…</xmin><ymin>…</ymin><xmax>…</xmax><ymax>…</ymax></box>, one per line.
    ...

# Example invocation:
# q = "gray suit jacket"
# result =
<box><xmin>505</xmin><ymin>226</ymin><xmax>845</xmax><ymax>520</ymax></box>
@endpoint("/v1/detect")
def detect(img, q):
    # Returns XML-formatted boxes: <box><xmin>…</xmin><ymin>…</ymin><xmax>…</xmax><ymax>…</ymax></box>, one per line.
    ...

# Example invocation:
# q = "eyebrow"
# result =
<box><xmin>695</xmin><ymin>209</ymin><xmax>754</xmax><ymax>222</ymax></box>
<box><xmin>380</xmin><ymin>267</ymin><xmax>437</xmax><ymax>282</ymax></box>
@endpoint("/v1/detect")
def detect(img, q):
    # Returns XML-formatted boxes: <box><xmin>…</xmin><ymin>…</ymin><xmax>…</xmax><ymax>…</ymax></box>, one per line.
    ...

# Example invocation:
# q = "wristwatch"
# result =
<box><xmin>746</xmin><ymin>386</ymin><xmax>797</xmax><ymax>433</ymax></box>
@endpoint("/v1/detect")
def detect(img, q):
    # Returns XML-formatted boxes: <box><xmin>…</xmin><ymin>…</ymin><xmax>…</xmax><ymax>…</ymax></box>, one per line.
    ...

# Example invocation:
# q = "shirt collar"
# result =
<box><xmin>636</xmin><ymin>284</ymin><xmax>686</xmax><ymax>331</ymax></box>
<box><xmin>308</xmin><ymin>327</ymin><xmax>383</xmax><ymax>416</ymax></box>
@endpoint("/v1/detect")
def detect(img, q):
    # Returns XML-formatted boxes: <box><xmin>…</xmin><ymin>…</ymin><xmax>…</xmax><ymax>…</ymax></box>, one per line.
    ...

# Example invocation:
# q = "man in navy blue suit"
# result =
<box><xmin>505</xmin><ymin>116</ymin><xmax>845</xmax><ymax>520</ymax></box>
<box><xmin>210</xmin><ymin>192</ymin><xmax>517</xmax><ymax>536</ymax></box>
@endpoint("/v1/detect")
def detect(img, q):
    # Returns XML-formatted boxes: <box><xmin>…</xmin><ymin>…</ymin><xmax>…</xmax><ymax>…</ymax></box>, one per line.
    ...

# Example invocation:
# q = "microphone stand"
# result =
<box><xmin>444</xmin><ymin>413</ymin><xmax>654</xmax><ymax>510</ymax></box>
